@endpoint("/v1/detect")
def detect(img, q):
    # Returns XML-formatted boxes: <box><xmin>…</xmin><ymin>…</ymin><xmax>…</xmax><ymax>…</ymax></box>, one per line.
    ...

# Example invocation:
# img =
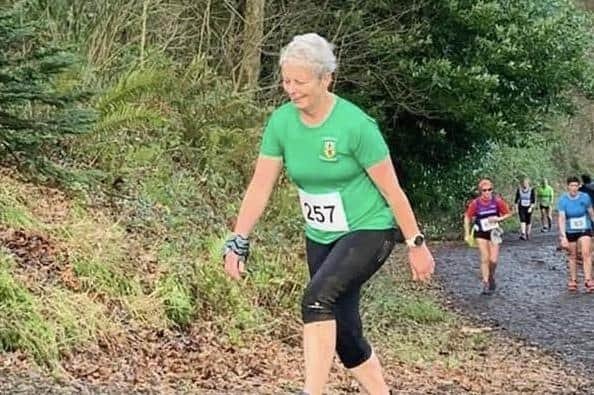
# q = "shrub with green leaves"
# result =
<box><xmin>410</xmin><ymin>135</ymin><xmax>560</xmax><ymax>235</ymax></box>
<box><xmin>0</xmin><ymin>4</ymin><xmax>95</xmax><ymax>173</ymax></box>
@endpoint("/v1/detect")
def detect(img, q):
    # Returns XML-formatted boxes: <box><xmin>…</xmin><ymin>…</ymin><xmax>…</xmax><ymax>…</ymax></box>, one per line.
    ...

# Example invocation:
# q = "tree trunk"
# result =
<box><xmin>239</xmin><ymin>0</ymin><xmax>265</xmax><ymax>92</ymax></box>
<box><xmin>577</xmin><ymin>0</ymin><xmax>594</xmax><ymax>10</ymax></box>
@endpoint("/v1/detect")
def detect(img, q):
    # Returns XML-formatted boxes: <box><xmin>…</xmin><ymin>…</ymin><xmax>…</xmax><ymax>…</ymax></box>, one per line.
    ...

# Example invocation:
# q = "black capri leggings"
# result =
<box><xmin>518</xmin><ymin>206</ymin><xmax>532</xmax><ymax>224</ymax></box>
<box><xmin>303</xmin><ymin>228</ymin><xmax>397</xmax><ymax>368</ymax></box>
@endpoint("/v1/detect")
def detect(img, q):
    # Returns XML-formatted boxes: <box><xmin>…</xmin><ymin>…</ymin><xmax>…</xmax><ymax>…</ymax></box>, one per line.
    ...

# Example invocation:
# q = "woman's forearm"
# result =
<box><xmin>558</xmin><ymin>215</ymin><xmax>566</xmax><ymax>237</ymax></box>
<box><xmin>498</xmin><ymin>213</ymin><xmax>512</xmax><ymax>222</ymax></box>
<box><xmin>234</xmin><ymin>180</ymin><xmax>274</xmax><ymax>236</ymax></box>
<box><xmin>384</xmin><ymin>189</ymin><xmax>421</xmax><ymax>238</ymax></box>
<box><xmin>232</xmin><ymin>157</ymin><xmax>282</xmax><ymax>237</ymax></box>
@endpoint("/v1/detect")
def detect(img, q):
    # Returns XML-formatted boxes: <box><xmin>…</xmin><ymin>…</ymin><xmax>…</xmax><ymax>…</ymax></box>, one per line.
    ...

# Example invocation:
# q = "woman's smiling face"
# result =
<box><xmin>281</xmin><ymin>62</ymin><xmax>331</xmax><ymax>113</ymax></box>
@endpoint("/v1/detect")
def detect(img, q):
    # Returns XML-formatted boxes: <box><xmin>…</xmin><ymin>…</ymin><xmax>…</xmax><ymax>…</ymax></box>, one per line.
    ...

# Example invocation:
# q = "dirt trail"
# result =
<box><xmin>435</xmin><ymin>228</ymin><xmax>594</xmax><ymax>368</ymax></box>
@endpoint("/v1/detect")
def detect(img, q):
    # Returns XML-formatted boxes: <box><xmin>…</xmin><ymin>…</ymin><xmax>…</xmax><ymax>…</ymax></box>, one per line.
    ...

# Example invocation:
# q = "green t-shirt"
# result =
<box><xmin>536</xmin><ymin>185</ymin><xmax>554</xmax><ymax>207</ymax></box>
<box><xmin>259</xmin><ymin>95</ymin><xmax>395</xmax><ymax>244</ymax></box>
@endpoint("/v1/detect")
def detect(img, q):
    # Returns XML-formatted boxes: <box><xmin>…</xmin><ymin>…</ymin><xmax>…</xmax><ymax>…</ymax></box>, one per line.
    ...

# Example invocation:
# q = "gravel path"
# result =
<box><xmin>435</xmin><ymin>228</ymin><xmax>594</xmax><ymax>368</ymax></box>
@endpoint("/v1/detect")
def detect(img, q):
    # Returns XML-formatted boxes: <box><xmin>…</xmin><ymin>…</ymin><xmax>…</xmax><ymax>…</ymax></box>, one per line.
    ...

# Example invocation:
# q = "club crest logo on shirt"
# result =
<box><xmin>320</xmin><ymin>137</ymin><xmax>338</xmax><ymax>162</ymax></box>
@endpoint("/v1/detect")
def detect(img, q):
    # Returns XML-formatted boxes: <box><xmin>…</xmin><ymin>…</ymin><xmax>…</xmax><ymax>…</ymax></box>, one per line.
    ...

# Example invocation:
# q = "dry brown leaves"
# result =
<box><xmin>45</xmin><ymin>318</ymin><xmax>590</xmax><ymax>394</ymax></box>
<box><xmin>0</xmin><ymin>171</ymin><xmax>71</xmax><ymax>225</ymax></box>
<box><xmin>0</xmin><ymin>227</ymin><xmax>80</xmax><ymax>292</ymax></box>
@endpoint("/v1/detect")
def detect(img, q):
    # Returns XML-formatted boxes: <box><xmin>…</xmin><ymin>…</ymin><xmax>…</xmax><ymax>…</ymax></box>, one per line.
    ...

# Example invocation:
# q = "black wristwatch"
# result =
<box><xmin>406</xmin><ymin>233</ymin><xmax>425</xmax><ymax>248</ymax></box>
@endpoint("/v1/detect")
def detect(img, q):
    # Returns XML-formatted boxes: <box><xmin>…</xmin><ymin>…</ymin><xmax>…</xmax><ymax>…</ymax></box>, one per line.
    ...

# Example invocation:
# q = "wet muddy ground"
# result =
<box><xmin>436</xmin><ymin>227</ymin><xmax>594</xmax><ymax>368</ymax></box>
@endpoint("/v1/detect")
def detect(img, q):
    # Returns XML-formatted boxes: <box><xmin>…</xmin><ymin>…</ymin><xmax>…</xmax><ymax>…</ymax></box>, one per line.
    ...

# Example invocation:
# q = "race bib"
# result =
<box><xmin>569</xmin><ymin>216</ymin><xmax>587</xmax><ymax>231</ymax></box>
<box><xmin>479</xmin><ymin>217</ymin><xmax>498</xmax><ymax>231</ymax></box>
<box><xmin>298</xmin><ymin>189</ymin><xmax>349</xmax><ymax>232</ymax></box>
<box><xmin>520</xmin><ymin>199</ymin><xmax>531</xmax><ymax>207</ymax></box>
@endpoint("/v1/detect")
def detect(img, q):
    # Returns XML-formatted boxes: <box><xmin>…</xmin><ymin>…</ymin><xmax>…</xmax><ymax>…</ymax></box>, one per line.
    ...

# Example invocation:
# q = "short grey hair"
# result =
<box><xmin>279</xmin><ymin>33</ymin><xmax>337</xmax><ymax>75</ymax></box>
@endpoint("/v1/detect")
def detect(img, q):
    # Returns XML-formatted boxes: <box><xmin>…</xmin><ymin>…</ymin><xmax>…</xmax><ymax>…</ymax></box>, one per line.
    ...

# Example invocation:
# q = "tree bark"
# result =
<box><xmin>577</xmin><ymin>0</ymin><xmax>594</xmax><ymax>10</ymax></box>
<box><xmin>239</xmin><ymin>0</ymin><xmax>265</xmax><ymax>92</ymax></box>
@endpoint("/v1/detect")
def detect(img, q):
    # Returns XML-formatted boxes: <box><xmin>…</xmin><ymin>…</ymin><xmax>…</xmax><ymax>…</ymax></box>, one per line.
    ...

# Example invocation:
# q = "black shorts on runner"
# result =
<box><xmin>518</xmin><ymin>206</ymin><xmax>532</xmax><ymax>224</ymax></box>
<box><xmin>474</xmin><ymin>230</ymin><xmax>492</xmax><ymax>240</ymax></box>
<box><xmin>539</xmin><ymin>205</ymin><xmax>550</xmax><ymax>210</ymax></box>
<box><xmin>567</xmin><ymin>230</ymin><xmax>593</xmax><ymax>242</ymax></box>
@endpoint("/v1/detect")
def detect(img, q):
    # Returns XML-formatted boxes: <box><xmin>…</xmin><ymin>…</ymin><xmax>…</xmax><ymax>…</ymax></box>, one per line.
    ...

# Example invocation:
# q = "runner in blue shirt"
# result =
<box><xmin>557</xmin><ymin>176</ymin><xmax>594</xmax><ymax>292</ymax></box>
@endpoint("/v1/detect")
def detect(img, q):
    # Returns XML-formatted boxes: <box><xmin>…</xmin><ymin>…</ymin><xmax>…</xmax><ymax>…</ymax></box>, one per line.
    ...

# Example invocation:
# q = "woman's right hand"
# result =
<box><xmin>560</xmin><ymin>235</ymin><xmax>569</xmax><ymax>250</ymax></box>
<box><xmin>464</xmin><ymin>233</ymin><xmax>472</xmax><ymax>245</ymax></box>
<box><xmin>408</xmin><ymin>245</ymin><xmax>434</xmax><ymax>282</ymax></box>
<box><xmin>224</xmin><ymin>252</ymin><xmax>246</xmax><ymax>280</ymax></box>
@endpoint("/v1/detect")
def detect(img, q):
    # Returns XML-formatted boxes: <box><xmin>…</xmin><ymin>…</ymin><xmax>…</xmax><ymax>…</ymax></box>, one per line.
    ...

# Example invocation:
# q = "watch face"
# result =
<box><xmin>414</xmin><ymin>235</ymin><xmax>425</xmax><ymax>246</ymax></box>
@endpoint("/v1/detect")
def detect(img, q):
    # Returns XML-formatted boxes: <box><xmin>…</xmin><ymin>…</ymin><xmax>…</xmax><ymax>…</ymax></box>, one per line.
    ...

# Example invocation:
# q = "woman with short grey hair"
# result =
<box><xmin>223</xmin><ymin>32</ymin><xmax>434</xmax><ymax>395</ymax></box>
<box><xmin>279</xmin><ymin>33</ymin><xmax>337</xmax><ymax>75</ymax></box>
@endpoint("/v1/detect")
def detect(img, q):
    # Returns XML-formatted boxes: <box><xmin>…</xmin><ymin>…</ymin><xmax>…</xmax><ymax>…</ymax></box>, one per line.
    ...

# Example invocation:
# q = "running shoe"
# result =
<box><xmin>488</xmin><ymin>275</ymin><xmax>497</xmax><ymax>291</ymax></box>
<box><xmin>481</xmin><ymin>282</ymin><xmax>493</xmax><ymax>295</ymax></box>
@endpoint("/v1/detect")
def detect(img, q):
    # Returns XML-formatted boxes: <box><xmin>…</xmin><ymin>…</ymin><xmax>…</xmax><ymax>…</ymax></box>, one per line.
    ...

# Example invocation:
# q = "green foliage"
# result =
<box><xmin>410</xmin><ymin>135</ymin><xmax>560</xmax><ymax>235</ymax></box>
<box><xmin>329</xmin><ymin>0</ymin><xmax>592</xmax><ymax>168</ymax></box>
<box><xmin>0</xmin><ymin>4</ymin><xmax>96</xmax><ymax>172</ymax></box>
<box><xmin>156</xmin><ymin>272</ymin><xmax>195</xmax><ymax>327</ymax></box>
<box><xmin>364</xmin><ymin>282</ymin><xmax>452</xmax><ymax>327</ymax></box>
<box><xmin>196</xmin><ymin>237</ymin><xmax>262</xmax><ymax>326</ymax></box>
<box><xmin>0</xmin><ymin>250</ymin><xmax>113</xmax><ymax>366</ymax></box>
<box><xmin>57</xmin><ymin>202</ymin><xmax>143</xmax><ymax>297</ymax></box>
<box><xmin>72</xmin><ymin>257</ymin><xmax>141</xmax><ymax>296</ymax></box>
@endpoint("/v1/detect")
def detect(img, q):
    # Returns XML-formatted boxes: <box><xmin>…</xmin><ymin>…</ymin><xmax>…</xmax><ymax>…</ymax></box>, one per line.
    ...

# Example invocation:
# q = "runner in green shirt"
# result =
<box><xmin>536</xmin><ymin>178</ymin><xmax>555</xmax><ymax>231</ymax></box>
<box><xmin>260</xmin><ymin>94</ymin><xmax>396</xmax><ymax>244</ymax></box>
<box><xmin>222</xmin><ymin>33</ymin><xmax>434</xmax><ymax>395</ymax></box>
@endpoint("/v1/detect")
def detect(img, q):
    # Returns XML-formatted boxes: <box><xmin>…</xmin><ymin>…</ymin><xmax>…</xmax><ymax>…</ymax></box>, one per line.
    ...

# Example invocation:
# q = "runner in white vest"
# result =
<box><xmin>514</xmin><ymin>177</ymin><xmax>536</xmax><ymax>240</ymax></box>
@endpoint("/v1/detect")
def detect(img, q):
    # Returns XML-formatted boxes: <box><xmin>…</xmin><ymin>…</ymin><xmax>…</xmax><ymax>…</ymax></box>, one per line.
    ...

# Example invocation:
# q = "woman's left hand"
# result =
<box><xmin>408</xmin><ymin>245</ymin><xmax>435</xmax><ymax>282</ymax></box>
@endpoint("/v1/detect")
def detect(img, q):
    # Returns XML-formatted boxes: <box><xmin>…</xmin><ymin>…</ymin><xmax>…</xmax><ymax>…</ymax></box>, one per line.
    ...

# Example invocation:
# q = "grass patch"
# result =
<box><xmin>156</xmin><ymin>272</ymin><xmax>195</xmax><ymax>327</ymax></box>
<box><xmin>72</xmin><ymin>256</ymin><xmax>140</xmax><ymax>296</ymax></box>
<box><xmin>364</xmin><ymin>278</ymin><xmax>453</xmax><ymax>327</ymax></box>
<box><xmin>362</xmin><ymin>265</ymin><xmax>457</xmax><ymax>364</ymax></box>
<box><xmin>56</xmin><ymin>203</ymin><xmax>142</xmax><ymax>297</ymax></box>
<box><xmin>0</xmin><ymin>253</ymin><xmax>58</xmax><ymax>366</ymax></box>
<box><xmin>43</xmin><ymin>288</ymin><xmax>117</xmax><ymax>350</ymax></box>
<box><xmin>0</xmin><ymin>182</ymin><xmax>42</xmax><ymax>230</ymax></box>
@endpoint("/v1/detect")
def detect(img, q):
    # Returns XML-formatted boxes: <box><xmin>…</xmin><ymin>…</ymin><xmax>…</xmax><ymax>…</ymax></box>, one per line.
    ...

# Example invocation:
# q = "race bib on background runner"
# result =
<box><xmin>569</xmin><ymin>216</ymin><xmax>587</xmax><ymax>231</ymax></box>
<box><xmin>298</xmin><ymin>189</ymin><xmax>349</xmax><ymax>232</ymax></box>
<box><xmin>520</xmin><ymin>199</ymin><xmax>531</xmax><ymax>207</ymax></box>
